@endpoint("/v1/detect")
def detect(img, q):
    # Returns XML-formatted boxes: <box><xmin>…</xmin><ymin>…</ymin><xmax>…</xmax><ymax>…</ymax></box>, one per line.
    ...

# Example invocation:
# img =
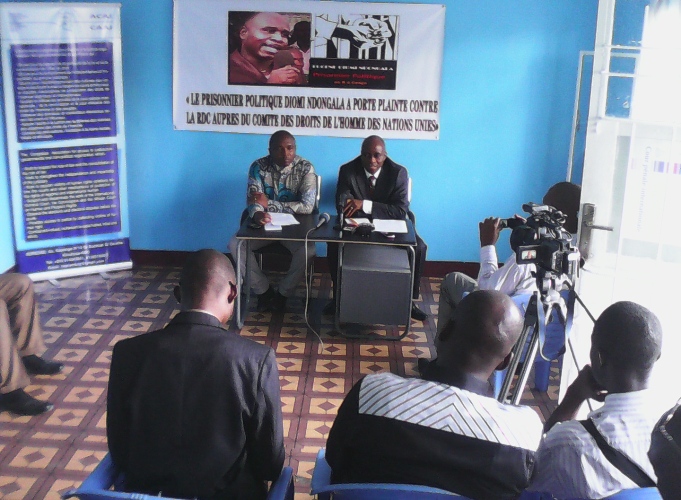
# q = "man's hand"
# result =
<box><xmin>566</xmin><ymin>365</ymin><xmax>607</xmax><ymax>404</ymax></box>
<box><xmin>268</xmin><ymin>66</ymin><xmax>301</xmax><ymax>84</ymax></box>
<box><xmin>252</xmin><ymin>211</ymin><xmax>271</xmax><ymax>227</ymax></box>
<box><xmin>479</xmin><ymin>217</ymin><xmax>502</xmax><ymax>247</ymax></box>
<box><xmin>343</xmin><ymin>198</ymin><xmax>363</xmax><ymax>218</ymax></box>
<box><xmin>544</xmin><ymin>365</ymin><xmax>607</xmax><ymax>432</ymax></box>
<box><xmin>249</xmin><ymin>192</ymin><xmax>269</xmax><ymax>208</ymax></box>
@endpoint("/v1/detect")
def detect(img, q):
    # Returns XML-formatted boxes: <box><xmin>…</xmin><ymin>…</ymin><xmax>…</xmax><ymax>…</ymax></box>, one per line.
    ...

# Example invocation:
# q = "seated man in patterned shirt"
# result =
<box><xmin>228</xmin><ymin>130</ymin><xmax>316</xmax><ymax>313</ymax></box>
<box><xmin>529</xmin><ymin>301</ymin><xmax>663</xmax><ymax>498</ymax></box>
<box><xmin>326</xmin><ymin>290</ymin><xmax>543</xmax><ymax>499</ymax></box>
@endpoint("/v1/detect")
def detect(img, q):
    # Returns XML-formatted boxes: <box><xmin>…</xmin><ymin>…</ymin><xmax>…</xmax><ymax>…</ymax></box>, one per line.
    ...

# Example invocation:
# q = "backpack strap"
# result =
<box><xmin>580</xmin><ymin>418</ymin><xmax>655</xmax><ymax>487</ymax></box>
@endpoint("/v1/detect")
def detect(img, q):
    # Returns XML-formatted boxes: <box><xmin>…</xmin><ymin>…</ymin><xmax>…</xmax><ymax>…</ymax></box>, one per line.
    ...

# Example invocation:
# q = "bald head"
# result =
<box><xmin>439</xmin><ymin>290</ymin><xmax>524</xmax><ymax>378</ymax></box>
<box><xmin>178</xmin><ymin>250</ymin><xmax>237</xmax><ymax>321</ymax></box>
<box><xmin>361</xmin><ymin>135</ymin><xmax>385</xmax><ymax>151</ymax></box>
<box><xmin>360</xmin><ymin>135</ymin><xmax>387</xmax><ymax>174</ymax></box>
<box><xmin>591</xmin><ymin>301</ymin><xmax>662</xmax><ymax>390</ymax></box>
<box><xmin>542</xmin><ymin>182</ymin><xmax>581</xmax><ymax>234</ymax></box>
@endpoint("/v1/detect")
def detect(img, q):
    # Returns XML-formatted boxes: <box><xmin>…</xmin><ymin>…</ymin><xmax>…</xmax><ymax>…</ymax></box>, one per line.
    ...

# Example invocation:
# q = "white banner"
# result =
<box><xmin>0</xmin><ymin>3</ymin><xmax>131</xmax><ymax>280</ymax></box>
<box><xmin>173</xmin><ymin>0</ymin><xmax>445</xmax><ymax>139</ymax></box>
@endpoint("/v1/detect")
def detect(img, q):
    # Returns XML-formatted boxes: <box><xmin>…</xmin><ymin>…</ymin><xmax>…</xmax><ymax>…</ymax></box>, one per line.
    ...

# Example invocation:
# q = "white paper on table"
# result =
<box><xmin>268</xmin><ymin>213</ymin><xmax>299</xmax><ymax>226</ymax></box>
<box><xmin>372</xmin><ymin>219</ymin><xmax>408</xmax><ymax>233</ymax></box>
<box><xmin>264</xmin><ymin>223</ymin><xmax>282</xmax><ymax>231</ymax></box>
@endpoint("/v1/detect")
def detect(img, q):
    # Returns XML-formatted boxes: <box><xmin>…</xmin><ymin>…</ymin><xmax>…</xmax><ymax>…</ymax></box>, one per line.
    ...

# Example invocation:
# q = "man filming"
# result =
<box><xmin>430</xmin><ymin>182</ymin><xmax>580</xmax><ymax>362</ymax></box>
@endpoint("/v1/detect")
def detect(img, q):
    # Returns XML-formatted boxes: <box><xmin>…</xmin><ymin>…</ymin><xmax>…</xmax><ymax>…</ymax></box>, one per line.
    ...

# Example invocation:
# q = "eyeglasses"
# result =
<box><xmin>655</xmin><ymin>399</ymin><xmax>681</xmax><ymax>459</ymax></box>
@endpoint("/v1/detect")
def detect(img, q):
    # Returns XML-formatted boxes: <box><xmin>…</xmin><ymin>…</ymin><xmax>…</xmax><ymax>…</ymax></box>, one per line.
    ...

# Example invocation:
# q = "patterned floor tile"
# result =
<box><xmin>54</xmin><ymin>348</ymin><xmax>89</xmax><ymax>364</ymax></box>
<box><xmin>277</xmin><ymin>357</ymin><xmax>304</xmax><ymax>373</ymax></box>
<box><xmin>310</xmin><ymin>377</ymin><xmax>349</xmax><ymax>394</ymax></box>
<box><xmin>358</xmin><ymin>360</ymin><xmax>391</xmax><ymax>375</ymax></box>
<box><xmin>305</xmin><ymin>397</ymin><xmax>343</xmax><ymax>416</ymax></box>
<box><xmin>314</xmin><ymin>358</ymin><xmax>347</xmax><ymax>374</ymax></box>
<box><xmin>275</xmin><ymin>341</ymin><xmax>307</xmax><ymax>356</ymax></box>
<box><xmin>44</xmin><ymin>409</ymin><xmax>89</xmax><ymax>428</ymax></box>
<box><xmin>0</xmin><ymin>476</ymin><xmax>38</xmax><ymax>499</ymax></box>
<box><xmin>67</xmin><ymin>333</ymin><xmax>102</xmax><ymax>346</ymax></box>
<box><xmin>9</xmin><ymin>446</ymin><xmax>59</xmax><ymax>468</ymax></box>
<box><xmin>142</xmin><ymin>293</ymin><xmax>170</xmax><ymax>304</ymax></box>
<box><xmin>44</xmin><ymin>316</ymin><xmax>76</xmax><ymax>328</ymax></box>
<box><xmin>62</xmin><ymin>386</ymin><xmax>105</xmax><ymax>404</ymax></box>
<box><xmin>63</xmin><ymin>449</ymin><xmax>108</xmax><ymax>472</ymax></box>
<box><xmin>42</xmin><ymin>478</ymin><xmax>82</xmax><ymax>500</ymax></box>
<box><xmin>131</xmin><ymin>307</ymin><xmax>160</xmax><ymax>318</ymax></box>
<box><xmin>303</xmin><ymin>419</ymin><xmax>336</xmax><ymax>440</ymax></box>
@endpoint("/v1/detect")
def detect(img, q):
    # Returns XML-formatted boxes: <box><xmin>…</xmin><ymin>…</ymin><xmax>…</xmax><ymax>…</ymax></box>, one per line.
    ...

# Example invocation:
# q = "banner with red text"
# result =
<box><xmin>173</xmin><ymin>0</ymin><xmax>445</xmax><ymax>139</ymax></box>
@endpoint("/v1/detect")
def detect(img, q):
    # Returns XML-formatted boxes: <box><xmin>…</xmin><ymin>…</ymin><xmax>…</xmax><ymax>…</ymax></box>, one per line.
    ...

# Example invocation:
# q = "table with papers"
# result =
<box><xmin>234</xmin><ymin>213</ymin><xmax>417</xmax><ymax>340</ymax></box>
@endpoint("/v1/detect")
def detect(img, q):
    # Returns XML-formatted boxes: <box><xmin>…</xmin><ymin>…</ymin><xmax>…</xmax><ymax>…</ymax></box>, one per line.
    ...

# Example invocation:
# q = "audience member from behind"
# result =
<box><xmin>107</xmin><ymin>249</ymin><xmax>284</xmax><ymax>500</ymax></box>
<box><xmin>228</xmin><ymin>130</ymin><xmax>317</xmax><ymax>313</ymax></box>
<box><xmin>650</xmin><ymin>400</ymin><xmax>681</xmax><ymax>500</ymax></box>
<box><xmin>529</xmin><ymin>301</ymin><xmax>663</xmax><ymax>498</ymax></box>
<box><xmin>0</xmin><ymin>273</ymin><xmax>63</xmax><ymax>416</ymax></box>
<box><xmin>326</xmin><ymin>290</ymin><xmax>543</xmax><ymax>499</ymax></box>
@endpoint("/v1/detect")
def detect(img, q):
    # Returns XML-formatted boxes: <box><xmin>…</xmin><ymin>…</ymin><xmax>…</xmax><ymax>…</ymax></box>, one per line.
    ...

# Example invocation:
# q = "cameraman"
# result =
<box><xmin>432</xmin><ymin>182</ymin><xmax>581</xmax><ymax>355</ymax></box>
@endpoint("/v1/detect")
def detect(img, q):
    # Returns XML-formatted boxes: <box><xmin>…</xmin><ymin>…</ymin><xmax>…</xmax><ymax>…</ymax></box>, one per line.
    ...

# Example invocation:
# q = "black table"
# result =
<box><xmin>234</xmin><ymin>213</ymin><xmax>417</xmax><ymax>340</ymax></box>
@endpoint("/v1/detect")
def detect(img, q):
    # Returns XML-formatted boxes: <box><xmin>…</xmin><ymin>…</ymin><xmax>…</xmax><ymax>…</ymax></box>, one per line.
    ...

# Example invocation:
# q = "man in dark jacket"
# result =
<box><xmin>325</xmin><ymin>135</ymin><xmax>428</xmax><ymax>320</ymax></box>
<box><xmin>107</xmin><ymin>249</ymin><xmax>284</xmax><ymax>499</ymax></box>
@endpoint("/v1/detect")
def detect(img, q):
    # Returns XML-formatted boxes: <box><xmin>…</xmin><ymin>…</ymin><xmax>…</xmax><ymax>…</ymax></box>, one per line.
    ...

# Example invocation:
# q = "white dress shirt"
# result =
<box><xmin>362</xmin><ymin>167</ymin><xmax>381</xmax><ymax>214</ymax></box>
<box><xmin>477</xmin><ymin>245</ymin><xmax>536</xmax><ymax>296</ymax></box>
<box><xmin>529</xmin><ymin>390</ymin><xmax>659</xmax><ymax>499</ymax></box>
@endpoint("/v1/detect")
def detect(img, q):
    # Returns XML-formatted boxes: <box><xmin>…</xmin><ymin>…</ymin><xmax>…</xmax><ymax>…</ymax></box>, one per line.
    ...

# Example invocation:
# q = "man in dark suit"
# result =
<box><xmin>325</xmin><ymin>135</ymin><xmax>428</xmax><ymax>320</ymax></box>
<box><xmin>107</xmin><ymin>249</ymin><xmax>284</xmax><ymax>500</ymax></box>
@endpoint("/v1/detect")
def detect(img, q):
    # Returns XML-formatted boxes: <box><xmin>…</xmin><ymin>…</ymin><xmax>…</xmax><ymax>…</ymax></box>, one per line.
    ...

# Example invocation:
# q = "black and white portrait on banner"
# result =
<box><xmin>309</xmin><ymin>14</ymin><xmax>398</xmax><ymax>89</ymax></box>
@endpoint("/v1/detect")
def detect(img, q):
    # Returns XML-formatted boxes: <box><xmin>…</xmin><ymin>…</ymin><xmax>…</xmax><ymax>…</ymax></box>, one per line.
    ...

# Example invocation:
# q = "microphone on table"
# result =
<box><xmin>337</xmin><ymin>192</ymin><xmax>351</xmax><ymax>229</ymax></box>
<box><xmin>315</xmin><ymin>213</ymin><xmax>331</xmax><ymax>229</ymax></box>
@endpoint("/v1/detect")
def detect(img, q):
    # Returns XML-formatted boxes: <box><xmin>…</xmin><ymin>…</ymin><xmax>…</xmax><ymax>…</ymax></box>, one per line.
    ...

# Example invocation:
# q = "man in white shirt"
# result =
<box><xmin>529</xmin><ymin>301</ymin><xmax>663</xmax><ymax>498</ymax></box>
<box><xmin>435</xmin><ymin>182</ymin><xmax>580</xmax><ymax>342</ymax></box>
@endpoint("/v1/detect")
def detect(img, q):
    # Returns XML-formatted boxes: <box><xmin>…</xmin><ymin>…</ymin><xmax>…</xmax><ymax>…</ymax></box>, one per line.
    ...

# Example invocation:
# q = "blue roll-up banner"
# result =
<box><xmin>0</xmin><ymin>3</ymin><xmax>131</xmax><ymax>280</ymax></box>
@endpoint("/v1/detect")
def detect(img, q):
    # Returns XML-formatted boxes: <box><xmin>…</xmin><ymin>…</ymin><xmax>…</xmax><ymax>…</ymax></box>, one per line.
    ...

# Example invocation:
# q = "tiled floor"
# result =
<box><xmin>0</xmin><ymin>267</ymin><xmax>559</xmax><ymax>499</ymax></box>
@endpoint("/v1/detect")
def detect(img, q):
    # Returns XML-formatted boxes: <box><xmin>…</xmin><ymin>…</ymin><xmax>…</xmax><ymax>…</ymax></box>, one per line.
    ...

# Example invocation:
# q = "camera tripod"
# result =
<box><xmin>496</xmin><ymin>269</ymin><xmax>576</xmax><ymax>405</ymax></box>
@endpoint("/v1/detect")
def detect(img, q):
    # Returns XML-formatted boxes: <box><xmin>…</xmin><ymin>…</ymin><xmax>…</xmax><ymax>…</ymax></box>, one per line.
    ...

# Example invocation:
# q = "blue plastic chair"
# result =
<box><xmin>61</xmin><ymin>452</ymin><xmax>295</xmax><ymax>500</ymax></box>
<box><xmin>604</xmin><ymin>488</ymin><xmax>662</xmax><ymax>499</ymax></box>
<box><xmin>310</xmin><ymin>448</ymin><xmax>466</xmax><ymax>499</ymax></box>
<box><xmin>518</xmin><ymin>488</ymin><xmax>662</xmax><ymax>500</ymax></box>
<box><xmin>492</xmin><ymin>292</ymin><xmax>567</xmax><ymax>398</ymax></box>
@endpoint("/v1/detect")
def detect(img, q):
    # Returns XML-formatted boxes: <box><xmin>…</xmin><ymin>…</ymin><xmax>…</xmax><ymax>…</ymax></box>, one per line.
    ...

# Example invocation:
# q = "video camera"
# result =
<box><xmin>501</xmin><ymin>203</ymin><xmax>580</xmax><ymax>281</ymax></box>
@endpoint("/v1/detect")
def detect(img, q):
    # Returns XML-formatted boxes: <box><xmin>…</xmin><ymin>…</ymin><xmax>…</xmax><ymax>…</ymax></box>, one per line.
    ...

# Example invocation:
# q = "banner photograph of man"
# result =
<box><xmin>228</xmin><ymin>11</ymin><xmax>309</xmax><ymax>86</ymax></box>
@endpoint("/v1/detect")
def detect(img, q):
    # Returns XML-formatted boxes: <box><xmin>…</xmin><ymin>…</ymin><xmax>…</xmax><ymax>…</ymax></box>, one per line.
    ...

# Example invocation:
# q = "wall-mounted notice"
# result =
<box><xmin>0</xmin><ymin>3</ymin><xmax>131</xmax><ymax>280</ymax></box>
<box><xmin>173</xmin><ymin>0</ymin><xmax>445</xmax><ymax>140</ymax></box>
